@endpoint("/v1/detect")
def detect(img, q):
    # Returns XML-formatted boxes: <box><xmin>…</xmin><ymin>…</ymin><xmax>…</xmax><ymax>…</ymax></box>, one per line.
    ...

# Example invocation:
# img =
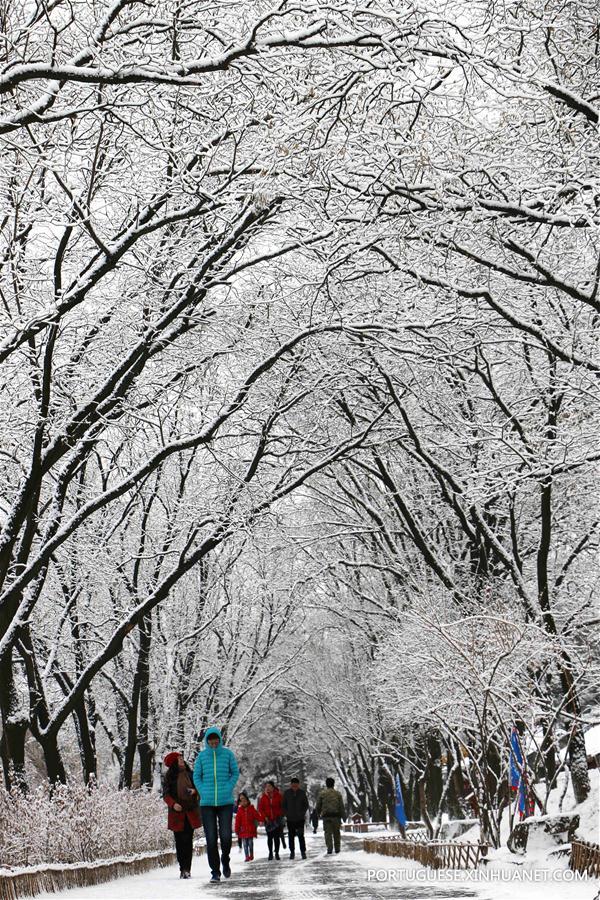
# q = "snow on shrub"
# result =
<box><xmin>0</xmin><ymin>782</ymin><xmax>170</xmax><ymax>868</ymax></box>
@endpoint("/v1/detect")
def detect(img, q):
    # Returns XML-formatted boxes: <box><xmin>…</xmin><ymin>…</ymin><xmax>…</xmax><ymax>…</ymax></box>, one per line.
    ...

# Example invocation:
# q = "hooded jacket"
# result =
<box><xmin>193</xmin><ymin>726</ymin><xmax>240</xmax><ymax>807</ymax></box>
<box><xmin>234</xmin><ymin>802</ymin><xmax>263</xmax><ymax>838</ymax></box>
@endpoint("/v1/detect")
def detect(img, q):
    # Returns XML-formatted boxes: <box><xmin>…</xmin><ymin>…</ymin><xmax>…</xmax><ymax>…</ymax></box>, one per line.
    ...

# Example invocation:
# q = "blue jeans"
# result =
<box><xmin>202</xmin><ymin>804</ymin><xmax>233</xmax><ymax>878</ymax></box>
<box><xmin>242</xmin><ymin>837</ymin><xmax>254</xmax><ymax>857</ymax></box>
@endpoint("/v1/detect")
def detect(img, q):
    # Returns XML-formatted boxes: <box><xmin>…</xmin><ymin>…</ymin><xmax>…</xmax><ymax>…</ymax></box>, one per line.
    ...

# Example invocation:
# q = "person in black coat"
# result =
<box><xmin>282</xmin><ymin>778</ymin><xmax>309</xmax><ymax>859</ymax></box>
<box><xmin>310</xmin><ymin>807</ymin><xmax>319</xmax><ymax>833</ymax></box>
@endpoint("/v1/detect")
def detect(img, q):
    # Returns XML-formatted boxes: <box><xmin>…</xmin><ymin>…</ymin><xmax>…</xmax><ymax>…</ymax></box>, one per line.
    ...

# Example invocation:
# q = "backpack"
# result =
<box><xmin>320</xmin><ymin>789</ymin><xmax>341</xmax><ymax>817</ymax></box>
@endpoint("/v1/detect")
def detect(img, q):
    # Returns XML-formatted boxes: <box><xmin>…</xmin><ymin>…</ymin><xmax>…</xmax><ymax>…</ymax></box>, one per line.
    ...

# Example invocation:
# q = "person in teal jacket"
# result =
<box><xmin>193</xmin><ymin>726</ymin><xmax>239</xmax><ymax>882</ymax></box>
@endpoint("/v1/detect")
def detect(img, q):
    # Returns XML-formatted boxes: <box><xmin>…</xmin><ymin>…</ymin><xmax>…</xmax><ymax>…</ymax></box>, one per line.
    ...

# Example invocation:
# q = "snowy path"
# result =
<box><xmin>35</xmin><ymin>834</ymin><xmax>480</xmax><ymax>900</ymax></box>
<box><xmin>34</xmin><ymin>834</ymin><xmax>595</xmax><ymax>900</ymax></box>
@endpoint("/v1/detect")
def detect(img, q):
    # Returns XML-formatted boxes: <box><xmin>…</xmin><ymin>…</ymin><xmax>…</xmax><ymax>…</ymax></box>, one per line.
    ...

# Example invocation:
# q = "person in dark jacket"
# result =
<box><xmin>193</xmin><ymin>726</ymin><xmax>239</xmax><ymax>883</ymax></box>
<box><xmin>310</xmin><ymin>807</ymin><xmax>319</xmax><ymax>833</ymax></box>
<box><xmin>163</xmin><ymin>751</ymin><xmax>202</xmax><ymax>879</ymax></box>
<box><xmin>316</xmin><ymin>777</ymin><xmax>346</xmax><ymax>854</ymax></box>
<box><xmin>257</xmin><ymin>781</ymin><xmax>284</xmax><ymax>860</ymax></box>
<box><xmin>282</xmin><ymin>777</ymin><xmax>309</xmax><ymax>860</ymax></box>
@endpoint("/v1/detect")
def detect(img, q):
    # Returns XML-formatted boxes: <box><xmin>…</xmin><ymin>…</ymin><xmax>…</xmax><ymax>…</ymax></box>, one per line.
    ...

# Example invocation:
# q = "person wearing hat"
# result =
<box><xmin>193</xmin><ymin>726</ymin><xmax>240</xmax><ymax>883</ymax></box>
<box><xmin>163</xmin><ymin>751</ymin><xmax>202</xmax><ymax>879</ymax></box>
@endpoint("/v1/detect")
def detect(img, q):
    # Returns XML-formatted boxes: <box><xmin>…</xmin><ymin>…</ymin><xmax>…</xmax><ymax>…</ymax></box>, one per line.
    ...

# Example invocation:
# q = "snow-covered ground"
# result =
<box><xmin>33</xmin><ymin>830</ymin><xmax>598</xmax><ymax>900</ymax></box>
<box><xmin>455</xmin><ymin>768</ymin><xmax>599</xmax><ymax>850</ymax></box>
<box><xmin>25</xmin><ymin>772</ymin><xmax>600</xmax><ymax>900</ymax></box>
<box><xmin>566</xmin><ymin>768</ymin><xmax>599</xmax><ymax>844</ymax></box>
<box><xmin>586</xmin><ymin>726</ymin><xmax>600</xmax><ymax>760</ymax></box>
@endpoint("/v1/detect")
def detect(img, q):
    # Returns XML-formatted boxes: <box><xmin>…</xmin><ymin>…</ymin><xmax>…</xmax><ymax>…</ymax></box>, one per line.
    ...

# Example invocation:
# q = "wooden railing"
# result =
<box><xmin>402</xmin><ymin>830</ymin><xmax>429</xmax><ymax>844</ymax></box>
<box><xmin>363</xmin><ymin>833</ymin><xmax>600</xmax><ymax>877</ymax></box>
<box><xmin>342</xmin><ymin>821</ymin><xmax>388</xmax><ymax>833</ymax></box>
<box><xmin>342</xmin><ymin>821</ymin><xmax>428</xmax><ymax>835</ymax></box>
<box><xmin>0</xmin><ymin>843</ymin><xmax>205</xmax><ymax>900</ymax></box>
<box><xmin>363</xmin><ymin>836</ymin><xmax>487</xmax><ymax>870</ymax></box>
<box><xmin>360</xmin><ymin>831</ymin><xmax>428</xmax><ymax>844</ymax></box>
<box><xmin>570</xmin><ymin>839</ymin><xmax>600</xmax><ymax>878</ymax></box>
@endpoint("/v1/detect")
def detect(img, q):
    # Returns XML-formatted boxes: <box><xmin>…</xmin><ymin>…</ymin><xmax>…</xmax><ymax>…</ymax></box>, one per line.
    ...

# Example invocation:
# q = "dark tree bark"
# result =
<box><xmin>0</xmin><ymin>648</ymin><xmax>28</xmax><ymax>790</ymax></box>
<box><xmin>137</xmin><ymin>612</ymin><xmax>154</xmax><ymax>787</ymax></box>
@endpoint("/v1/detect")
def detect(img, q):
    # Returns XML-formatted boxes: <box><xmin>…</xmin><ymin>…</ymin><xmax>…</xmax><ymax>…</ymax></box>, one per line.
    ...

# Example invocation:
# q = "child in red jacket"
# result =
<box><xmin>234</xmin><ymin>792</ymin><xmax>263</xmax><ymax>861</ymax></box>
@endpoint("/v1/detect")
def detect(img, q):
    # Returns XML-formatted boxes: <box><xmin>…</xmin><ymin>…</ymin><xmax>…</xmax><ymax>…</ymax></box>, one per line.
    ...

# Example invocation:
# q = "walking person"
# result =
<box><xmin>234</xmin><ymin>792</ymin><xmax>263</xmax><ymax>861</ymax></box>
<box><xmin>257</xmin><ymin>781</ymin><xmax>284</xmax><ymax>860</ymax></box>
<box><xmin>162</xmin><ymin>751</ymin><xmax>202</xmax><ymax>879</ymax></box>
<box><xmin>310</xmin><ymin>806</ymin><xmax>319</xmax><ymax>834</ymax></box>
<box><xmin>316</xmin><ymin>777</ymin><xmax>346</xmax><ymax>855</ymax></box>
<box><xmin>193</xmin><ymin>726</ymin><xmax>239</xmax><ymax>883</ymax></box>
<box><xmin>279</xmin><ymin>807</ymin><xmax>287</xmax><ymax>849</ymax></box>
<box><xmin>232</xmin><ymin>798</ymin><xmax>243</xmax><ymax>853</ymax></box>
<box><xmin>282</xmin><ymin>777</ymin><xmax>309</xmax><ymax>860</ymax></box>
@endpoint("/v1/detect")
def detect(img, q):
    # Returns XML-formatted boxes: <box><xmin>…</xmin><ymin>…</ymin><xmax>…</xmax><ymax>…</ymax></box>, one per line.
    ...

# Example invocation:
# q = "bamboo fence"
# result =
<box><xmin>0</xmin><ymin>843</ymin><xmax>205</xmax><ymax>900</ymax></box>
<box><xmin>363</xmin><ymin>836</ymin><xmax>487</xmax><ymax>869</ymax></box>
<box><xmin>341</xmin><ymin>822</ymin><xmax>388</xmax><ymax>833</ymax></box>
<box><xmin>570</xmin><ymin>839</ymin><xmax>600</xmax><ymax>878</ymax></box>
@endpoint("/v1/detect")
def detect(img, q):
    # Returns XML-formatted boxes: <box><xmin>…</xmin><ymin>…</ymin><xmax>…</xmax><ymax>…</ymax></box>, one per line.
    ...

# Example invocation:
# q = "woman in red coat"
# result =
<box><xmin>234</xmin><ymin>791</ymin><xmax>263</xmax><ymax>861</ymax></box>
<box><xmin>257</xmin><ymin>781</ymin><xmax>284</xmax><ymax>860</ymax></box>
<box><xmin>163</xmin><ymin>752</ymin><xmax>202</xmax><ymax>879</ymax></box>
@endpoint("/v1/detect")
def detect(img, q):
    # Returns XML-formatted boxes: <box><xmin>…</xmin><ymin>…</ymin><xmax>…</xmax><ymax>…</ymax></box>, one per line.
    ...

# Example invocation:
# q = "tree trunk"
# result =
<box><xmin>17</xmin><ymin>629</ymin><xmax>67</xmax><ymax>785</ymax></box>
<box><xmin>418</xmin><ymin>777</ymin><xmax>434</xmax><ymax>837</ymax></box>
<box><xmin>138</xmin><ymin>613</ymin><xmax>154</xmax><ymax>787</ymax></box>
<box><xmin>38</xmin><ymin>732</ymin><xmax>67</xmax><ymax>786</ymax></box>
<box><xmin>0</xmin><ymin>648</ymin><xmax>28</xmax><ymax>790</ymax></box>
<box><xmin>540</xmin><ymin>718</ymin><xmax>558</xmax><ymax>787</ymax></box>
<box><xmin>0</xmin><ymin>651</ymin><xmax>29</xmax><ymax>790</ymax></box>
<box><xmin>568</xmin><ymin>722</ymin><xmax>590</xmax><ymax>804</ymax></box>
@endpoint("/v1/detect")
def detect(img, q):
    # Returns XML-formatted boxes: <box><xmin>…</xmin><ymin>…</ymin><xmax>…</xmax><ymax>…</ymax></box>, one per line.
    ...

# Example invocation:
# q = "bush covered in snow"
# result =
<box><xmin>0</xmin><ymin>783</ymin><xmax>170</xmax><ymax>868</ymax></box>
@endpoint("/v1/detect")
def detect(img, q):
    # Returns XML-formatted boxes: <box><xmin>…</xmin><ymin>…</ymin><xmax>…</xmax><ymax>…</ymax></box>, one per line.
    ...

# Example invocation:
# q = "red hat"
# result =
<box><xmin>163</xmin><ymin>751</ymin><xmax>180</xmax><ymax>768</ymax></box>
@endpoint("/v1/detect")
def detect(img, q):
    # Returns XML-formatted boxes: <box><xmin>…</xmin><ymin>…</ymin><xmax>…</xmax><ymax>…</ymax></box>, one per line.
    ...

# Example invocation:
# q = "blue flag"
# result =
<box><xmin>395</xmin><ymin>773</ymin><xmax>407</xmax><ymax>828</ymax></box>
<box><xmin>509</xmin><ymin>726</ymin><xmax>528</xmax><ymax>815</ymax></box>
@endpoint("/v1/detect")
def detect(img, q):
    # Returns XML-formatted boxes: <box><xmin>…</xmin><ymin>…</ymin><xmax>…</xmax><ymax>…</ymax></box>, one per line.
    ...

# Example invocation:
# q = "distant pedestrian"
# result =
<box><xmin>282</xmin><ymin>777</ymin><xmax>309</xmax><ymax>860</ymax></box>
<box><xmin>316</xmin><ymin>777</ymin><xmax>346</xmax><ymax>855</ymax></box>
<box><xmin>232</xmin><ymin>799</ymin><xmax>243</xmax><ymax>852</ymax></box>
<box><xmin>193</xmin><ymin>726</ymin><xmax>239</xmax><ymax>883</ymax></box>
<box><xmin>279</xmin><ymin>815</ymin><xmax>287</xmax><ymax>849</ymax></box>
<box><xmin>258</xmin><ymin>781</ymin><xmax>284</xmax><ymax>860</ymax></box>
<box><xmin>310</xmin><ymin>807</ymin><xmax>319</xmax><ymax>834</ymax></box>
<box><xmin>162</xmin><ymin>751</ymin><xmax>202</xmax><ymax>879</ymax></box>
<box><xmin>234</xmin><ymin>792</ymin><xmax>263</xmax><ymax>861</ymax></box>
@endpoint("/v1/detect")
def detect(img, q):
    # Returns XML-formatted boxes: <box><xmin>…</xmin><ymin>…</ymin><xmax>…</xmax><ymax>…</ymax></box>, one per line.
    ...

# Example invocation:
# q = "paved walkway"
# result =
<box><xmin>37</xmin><ymin>833</ymin><xmax>481</xmax><ymax>900</ymax></box>
<box><xmin>218</xmin><ymin>835</ymin><xmax>479</xmax><ymax>900</ymax></box>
